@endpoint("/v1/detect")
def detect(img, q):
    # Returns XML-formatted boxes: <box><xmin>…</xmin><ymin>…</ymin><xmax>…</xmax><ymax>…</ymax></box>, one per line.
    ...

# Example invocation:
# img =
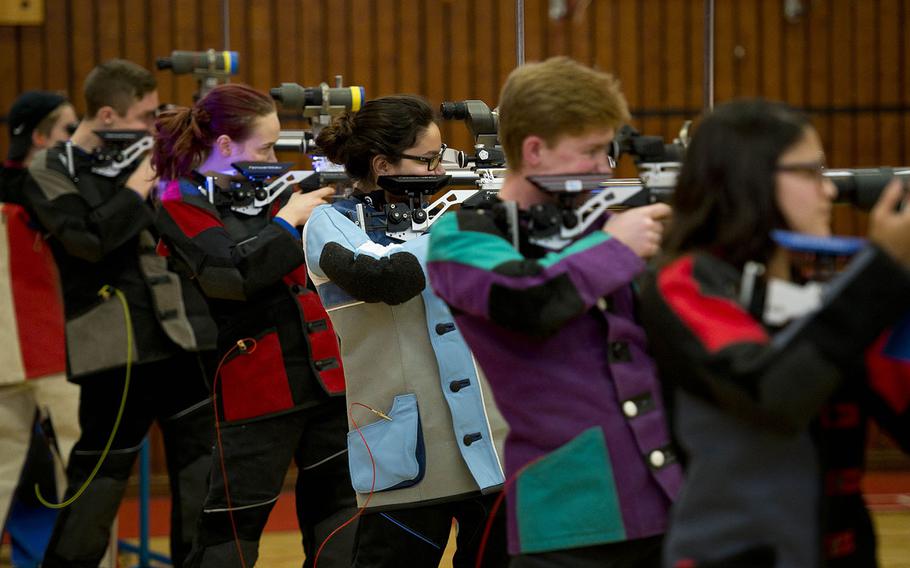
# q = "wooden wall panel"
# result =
<box><xmin>398</xmin><ymin>0</ymin><xmax>420</xmax><ymax>94</ymax></box>
<box><xmin>246</xmin><ymin>1</ymin><xmax>273</xmax><ymax>96</ymax></box>
<box><xmin>42</xmin><ymin>0</ymin><xmax>70</xmax><ymax>93</ymax></box>
<box><xmin>496</xmin><ymin>0</ymin><xmax>516</xmax><ymax>88</ymax></box>
<box><xmin>299</xmin><ymin>0</ymin><xmax>324</xmax><ymax>85</ymax></box>
<box><xmin>149</xmin><ymin>0</ymin><xmax>175</xmax><ymax>105</ymax></box>
<box><xmin>96</xmin><ymin>0</ymin><xmax>121</xmax><ymax>62</ymax></box>
<box><xmin>472</xmin><ymin>0</ymin><xmax>497</xmax><ymax>105</ymax></box>
<box><xmin>614</xmin><ymin>0</ymin><xmax>640</xmax><ymax>114</ymax></box>
<box><xmin>806</xmin><ymin>1</ymin><xmax>831</xmax><ymax>151</ymax></box>
<box><xmin>903</xmin><ymin>0</ymin><xmax>910</xmax><ymax>166</ymax></box>
<box><xmin>829</xmin><ymin>0</ymin><xmax>856</xmax><ymax>169</ymax></box>
<box><xmin>19</xmin><ymin>26</ymin><xmax>44</xmax><ymax>90</ymax></box>
<box><xmin>273</xmin><ymin>0</ymin><xmax>298</xmax><ymax>88</ymax></box>
<box><xmin>0</xmin><ymin>26</ymin><xmax>17</xmax><ymax>116</ymax></box>
<box><xmin>639</xmin><ymin>1</ymin><xmax>664</xmax><ymax>141</ymax></box>
<box><xmin>349</xmin><ymin>0</ymin><xmax>373</xmax><ymax>98</ymax></box>
<box><xmin>879</xmin><ymin>0</ymin><xmax>902</xmax><ymax>167</ymax></box>
<box><xmin>374</xmin><ymin>0</ymin><xmax>397</xmax><ymax>95</ymax></box>
<box><xmin>2</xmin><ymin>1</ymin><xmax>910</xmax><ymax>218</ymax></box>
<box><xmin>323</xmin><ymin>0</ymin><xmax>344</xmax><ymax>84</ymax></box>
<box><xmin>663</xmin><ymin>0</ymin><xmax>688</xmax><ymax>142</ymax></box>
<box><xmin>686</xmin><ymin>1</ymin><xmax>704</xmax><ymax>111</ymax></box>
<box><xmin>782</xmin><ymin>6</ymin><xmax>807</xmax><ymax>108</ymax></box>
<box><xmin>172</xmin><ymin>0</ymin><xmax>201</xmax><ymax>105</ymax></box>
<box><xmin>759</xmin><ymin>0</ymin><xmax>783</xmax><ymax>100</ymax></box>
<box><xmin>121</xmin><ymin>0</ymin><xmax>149</xmax><ymax>73</ymax></box>
<box><xmin>68</xmin><ymin>0</ymin><xmax>95</xmax><ymax>116</ymax></box>
<box><xmin>855</xmin><ymin>2</ymin><xmax>879</xmax><ymax>168</ymax></box>
<box><xmin>713</xmin><ymin>0</ymin><xmax>735</xmax><ymax>102</ymax></box>
<box><xmin>4</xmin><ymin>0</ymin><xmax>910</xmax><ymax>229</ymax></box>
<box><xmin>736</xmin><ymin>0</ymin><xmax>759</xmax><ymax>98</ymax></box>
<box><xmin>421</xmin><ymin>1</ymin><xmax>446</xmax><ymax>143</ymax></box>
<box><xmin>2</xmin><ymin>1</ymin><xmax>910</xmax><ymax>201</ymax></box>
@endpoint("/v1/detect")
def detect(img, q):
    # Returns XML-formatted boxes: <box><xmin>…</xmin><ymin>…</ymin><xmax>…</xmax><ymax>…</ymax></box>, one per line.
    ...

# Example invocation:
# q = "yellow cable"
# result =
<box><xmin>36</xmin><ymin>285</ymin><xmax>133</xmax><ymax>508</ymax></box>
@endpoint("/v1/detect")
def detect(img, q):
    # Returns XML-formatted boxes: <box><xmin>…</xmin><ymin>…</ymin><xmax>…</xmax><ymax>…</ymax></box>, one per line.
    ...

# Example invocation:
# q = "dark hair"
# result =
<box><xmin>84</xmin><ymin>59</ymin><xmax>157</xmax><ymax>118</ymax></box>
<box><xmin>662</xmin><ymin>98</ymin><xmax>812</xmax><ymax>267</ymax></box>
<box><xmin>152</xmin><ymin>83</ymin><xmax>275</xmax><ymax>181</ymax></box>
<box><xmin>316</xmin><ymin>95</ymin><xmax>435</xmax><ymax>183</ymax></box>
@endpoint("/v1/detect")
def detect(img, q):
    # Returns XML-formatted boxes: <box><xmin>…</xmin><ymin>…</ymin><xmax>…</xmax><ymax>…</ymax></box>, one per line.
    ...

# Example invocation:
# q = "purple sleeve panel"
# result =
<box><xmin>428</xmin><ymin>235</ymin><xmax>645</xmax><ymax>321</ymax></box>
<box><xmin>563</xmin><ymin>235</ymin><xmax>646</xmax><ymax>307</ymax></box>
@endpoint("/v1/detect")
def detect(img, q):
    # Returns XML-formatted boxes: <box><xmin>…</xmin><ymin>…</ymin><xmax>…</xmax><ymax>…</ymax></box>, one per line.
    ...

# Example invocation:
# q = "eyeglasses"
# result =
<box><xmin>398</xmin><ymin>144</ymin><xmax>447</xmax><ymax>171</ymax></box>
<box><xmin>775</xmin><ymin>161</ymin><xmax>827</xmax><ymax>181</ymax></box>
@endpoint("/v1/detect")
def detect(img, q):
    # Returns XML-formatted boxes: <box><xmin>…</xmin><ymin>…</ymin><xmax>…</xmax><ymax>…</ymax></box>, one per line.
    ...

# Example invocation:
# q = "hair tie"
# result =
<box><xmin>192</xmin><ymin>107</ymin><xmax>211</xmax><ymax>124</ymax></box>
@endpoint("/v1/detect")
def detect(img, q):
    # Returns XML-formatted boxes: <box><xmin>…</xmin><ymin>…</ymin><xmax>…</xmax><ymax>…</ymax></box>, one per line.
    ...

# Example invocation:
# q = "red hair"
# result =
<box><xmin>152</xmin><ymin>83</ymin><xmax>275</xmax><ymax>181</ymax></box>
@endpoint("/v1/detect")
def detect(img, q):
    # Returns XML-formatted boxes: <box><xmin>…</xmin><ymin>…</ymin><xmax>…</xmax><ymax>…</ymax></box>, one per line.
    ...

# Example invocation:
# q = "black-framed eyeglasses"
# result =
<box><xmin>775</xmin><ymin>161</ymin><xmax>827</xmax><ymax>180</ymax></box>
<box><xmin>398</xmin><ymin>144</ymin><xmax>447</xmax><ymax>171</ymax></box>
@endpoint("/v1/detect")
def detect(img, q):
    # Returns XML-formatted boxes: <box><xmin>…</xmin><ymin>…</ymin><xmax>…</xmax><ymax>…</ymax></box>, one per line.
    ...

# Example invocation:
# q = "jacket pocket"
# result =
<box><xmin>219</xmin><ymin>329</ymin><xmax>294</xmax><ymax>422</ymax></box>
<box><xmin>66</xmin><ymin>294</ymin><xmax>136</xmax><ymax>378</ymax></box>
<box><xmin>516</xmin><ymin>427</ymin><xmax>626</xmax><ymax>554</ymax></box>
<box><xmin>347</xmin><ymin>393</ymin><xmax>425</xmax><ymax>493</ymax></box>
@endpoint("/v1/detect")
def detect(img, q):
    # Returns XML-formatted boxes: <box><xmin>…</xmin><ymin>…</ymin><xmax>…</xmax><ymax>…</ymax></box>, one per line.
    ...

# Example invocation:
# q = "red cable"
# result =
<box><xmin>474</xmin><ymin>488</ymin><xmax>508</xmax><ymax>568</ymax></box>
<box><xmin>312</xmin><ymin>402</ymin><xmax>379</xmax><ymax>568</ymax></box>
<box><xmin>474</xmin><ymin>458</ymin><xmax>540</xmax><ymax>568</ymax></box>
<box><xmin>211</xmin><ymin>338</ymin><xmax>258</xmax><ymax>568</ymax></box>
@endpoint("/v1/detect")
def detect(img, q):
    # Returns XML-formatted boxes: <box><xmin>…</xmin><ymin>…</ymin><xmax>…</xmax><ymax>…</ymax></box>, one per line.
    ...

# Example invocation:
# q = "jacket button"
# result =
<box><xmin>291</xmin><ymin>284</ymin><xmax>305</xmax><ymax>294</ymax></box>
<box><xmin>463</xmin><ymin>432</ymin><xmax>482</xmax><ymax>446</ymax></box>
<box><xmin>436</xmin><ymin>322</ymin><xmax>456</xmax><ymax>335</ymax></box>
<box><xmin>449</xmin><ymin>379</ymin><xmax>471</xmax><ymax>392</ymax></box>
<box><xmin>622</xmin><ymin>400</ymin><xmax>638</xmax><ymax>418</ymax></box>
<box><xmin>609</xmin><ymin>341</ymin><xmax>631</xmax><ymax>362</ymax></box>
<box><xmin>649</xmin><ymin>450</ymin><xmax>666</xmax><ymax>468</ymax></box>
<box><xmin>596</xmin><ymin>297</ymin><xmax>608</xmax><ymax>311</ymax></box>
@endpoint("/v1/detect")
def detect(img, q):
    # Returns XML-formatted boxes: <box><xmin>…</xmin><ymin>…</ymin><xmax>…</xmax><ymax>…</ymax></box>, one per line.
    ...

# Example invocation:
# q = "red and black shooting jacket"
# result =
<box><xmin>156</xmin><ymin>176</ymin><xmax>344</xmax><ymax>424</ymax></box>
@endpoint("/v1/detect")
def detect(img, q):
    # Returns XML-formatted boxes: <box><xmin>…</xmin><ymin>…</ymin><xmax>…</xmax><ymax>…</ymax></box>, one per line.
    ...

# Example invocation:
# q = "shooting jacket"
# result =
<box><xmin>23</xmin><ymin>144</ymin><xmax>216</xmax><ymax>381</ymax></box>
<box><xmin>0</xmin><ymin>163</ymin><xmax>66</xmax><ymax>383</ymax></box>
<box><xmin>639</xmin><ymin>248</ymin><xmax>910</xmax><ymax>568</ymax></box>
<box><xmin>155</xmin><ymin>177</ymin><xmax>344</xmax><ymax>424</ymax></box>
<box><xmin>426</xmin><ymin>198</ymin><xmax>681</xmax><ymax>555</ymax></box>
<box><xmin>303</xmin><ymin>194</ymin><xmax>507</xmax><ymax>510</ymax></box>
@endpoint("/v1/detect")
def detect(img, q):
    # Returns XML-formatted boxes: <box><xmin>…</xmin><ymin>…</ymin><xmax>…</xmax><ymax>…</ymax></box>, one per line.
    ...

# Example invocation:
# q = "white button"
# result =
<box><xmin>622</xmin><ymin>400</ymin><xmax>638</xmax><ymax>418</ymax></box>
<box><xmin>596</xmin><ymin>298</ymin><xmax>608</xmax><ymax>311</ymax></box>
<box><xmin>649</xmin><ymin>450</ymin><xmax>665</xmax><ymax>468</ymax></box>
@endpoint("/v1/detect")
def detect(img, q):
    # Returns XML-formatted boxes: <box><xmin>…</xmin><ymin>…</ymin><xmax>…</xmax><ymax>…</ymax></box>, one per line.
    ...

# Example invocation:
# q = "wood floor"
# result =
<box><xmin>115</xmin><ymin>511</ymin><xmax>910</xmax><ymax>568</ymax></box>
<box><xmin>3</xmin><ymin>509</ymin><xmax>908</xmax><ymax>566</ymax></box>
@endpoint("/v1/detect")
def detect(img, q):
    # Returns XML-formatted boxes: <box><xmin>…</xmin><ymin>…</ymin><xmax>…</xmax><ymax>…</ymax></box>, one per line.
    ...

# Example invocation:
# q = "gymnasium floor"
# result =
<box><xmin>114</xmin><ymin>471</ymin><xmax>910</xmax><ymax>567</ymax></box>
<box><xmin>3</xmin><ymin>472</ymin><xmax>908</xmax><ymax>566</ymax></box>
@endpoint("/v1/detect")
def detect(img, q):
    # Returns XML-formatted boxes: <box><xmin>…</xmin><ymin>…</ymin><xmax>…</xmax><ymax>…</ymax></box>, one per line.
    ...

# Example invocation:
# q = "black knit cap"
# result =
<box><xmin>7</xmin><ymin>91</ymin><xmax>68</xmax><ymax>161</ymax></box>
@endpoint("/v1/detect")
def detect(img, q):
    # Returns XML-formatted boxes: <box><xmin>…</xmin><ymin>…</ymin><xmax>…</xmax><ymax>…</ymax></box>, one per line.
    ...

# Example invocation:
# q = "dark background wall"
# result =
<box><xmin>4</xmin><ymin>0</ymin><xmax>909</xmax><ymax>230</ymax></box>
<box><xmin>2</xmin><ymin>0</ymin><xmax>907</xmax><ymax>474</ymax></box>
<box><xmin>3</xmin><ymin>1</ymin><xmax>910</xmax><ymax>171</ymax></box>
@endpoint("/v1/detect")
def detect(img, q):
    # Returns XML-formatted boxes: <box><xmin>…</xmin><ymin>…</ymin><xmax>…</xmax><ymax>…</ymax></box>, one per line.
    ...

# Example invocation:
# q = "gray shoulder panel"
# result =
<box><xmin>27</xmin><ymin>149</ymin><xmax>79</xmax><ymax>201</ymax></box>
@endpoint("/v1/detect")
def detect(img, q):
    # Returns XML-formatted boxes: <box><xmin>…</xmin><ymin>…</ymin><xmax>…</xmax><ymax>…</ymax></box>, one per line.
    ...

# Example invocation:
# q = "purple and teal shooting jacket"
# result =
<box><xmin>426</xmin><ymin>201</ymin><xmax>681</xmax><ymax>555</ymax></box>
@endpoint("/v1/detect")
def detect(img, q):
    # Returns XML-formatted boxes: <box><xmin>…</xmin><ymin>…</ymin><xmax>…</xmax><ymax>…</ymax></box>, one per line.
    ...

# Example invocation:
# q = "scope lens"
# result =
<box><xmin>440</xmin><ymin>101</ymin><xmax>468</xmax><ymax>120</ymax></box>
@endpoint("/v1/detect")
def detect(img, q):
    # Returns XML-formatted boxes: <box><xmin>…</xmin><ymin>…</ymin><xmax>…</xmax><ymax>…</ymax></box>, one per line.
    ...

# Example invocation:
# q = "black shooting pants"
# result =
<box><xmin>509</xmin><ymin>535</ymin><xmax>663</xmax><ymax>568</ymax></box>
<box><xmin>42</xmin><ymin>352</ymin><xmax>214</xmax><ymax>568</ymax></box>
<box><xmin>185</xmin><ymin>397</ymin><xmax>357</xmax><ymax>568</ymax></box>
<box><xmin>352</xmin><ymin>492</ymin><xmax>509</xmax><ymax>568</ymax></box>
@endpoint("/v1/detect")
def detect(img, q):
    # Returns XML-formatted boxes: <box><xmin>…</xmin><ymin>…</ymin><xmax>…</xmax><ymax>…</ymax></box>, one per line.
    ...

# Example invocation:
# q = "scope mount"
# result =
<box><xmin>91</xmin><ymin>130</ymin><xmax>154</xmax><ymax>177</ymax></box>
<box><xmin>523</xmin><ymin>173</ymin><xmax>664</xmax><ymax>250</ymax></box>
<box><xmin>353</xmin><ymin>175</ymin><xmax>477</xmax><ymax>241</ymax></box>
<box><xmin>198</xmin><ymin>161</ymin><xmax>320</xmax><ymax>215</ymax></box>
